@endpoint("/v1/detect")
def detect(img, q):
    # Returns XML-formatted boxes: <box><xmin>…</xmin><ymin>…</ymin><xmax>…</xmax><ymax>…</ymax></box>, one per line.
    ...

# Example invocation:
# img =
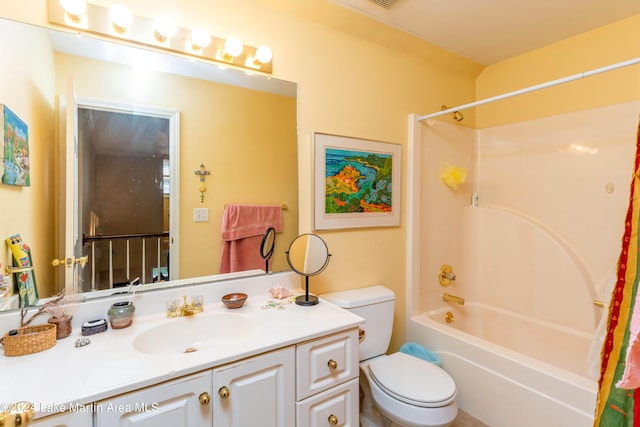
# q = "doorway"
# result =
<box><xmin>75</xmin><ymin>100</ymin><xmax>179</xmax><ymax>292</ymax></box>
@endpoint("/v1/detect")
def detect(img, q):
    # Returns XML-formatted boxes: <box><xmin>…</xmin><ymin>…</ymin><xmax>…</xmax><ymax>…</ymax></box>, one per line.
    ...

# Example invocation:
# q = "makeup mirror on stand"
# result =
<box><xmin>260</xmin><ymin>227</ymin><xmax>276</xmax><ymax>274</ymax></box>
<box><xmin>285</xmin><ymin>234</ymin><xmax>331</xmax><ymax>306</ymax></box>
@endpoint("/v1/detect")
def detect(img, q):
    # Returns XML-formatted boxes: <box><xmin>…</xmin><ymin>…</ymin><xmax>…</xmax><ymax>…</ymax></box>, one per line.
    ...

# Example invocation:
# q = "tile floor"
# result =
<box><xmin>451</xmin><ymin>410</ymin><xmax>489</xmax><ymax>427</ymax></box>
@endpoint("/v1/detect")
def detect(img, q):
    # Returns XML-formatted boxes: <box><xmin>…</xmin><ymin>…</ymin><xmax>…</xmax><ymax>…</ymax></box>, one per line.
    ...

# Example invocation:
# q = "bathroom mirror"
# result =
<box><xmin>286</xmin><ymin>234</ymin><xmax>331</xmax><ymax>306</ymax></box>
<box><xmin>260</xmin><ymin>227</ymin><xmax>276</xmax><ymax>274</ymax></box>
<box><xmin>0</xmin><ymin>17</ymin><xmax>298</xmax><ymax>312</ymax></box>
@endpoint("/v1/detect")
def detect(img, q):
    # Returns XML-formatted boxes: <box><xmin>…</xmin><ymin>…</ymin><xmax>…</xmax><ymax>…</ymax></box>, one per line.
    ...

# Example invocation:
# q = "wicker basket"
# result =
<box><xmin>2</xmin><ymin>324</ymin><xmax>56</xmax><ymax>357</ymax></box>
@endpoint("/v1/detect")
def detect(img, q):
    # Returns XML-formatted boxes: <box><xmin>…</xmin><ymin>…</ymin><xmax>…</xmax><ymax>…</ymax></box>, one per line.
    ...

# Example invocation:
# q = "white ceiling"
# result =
<box><xmin>330</xmin><ymin>0</ymin><xmax>640</xmax><ymax>65</ymax></box>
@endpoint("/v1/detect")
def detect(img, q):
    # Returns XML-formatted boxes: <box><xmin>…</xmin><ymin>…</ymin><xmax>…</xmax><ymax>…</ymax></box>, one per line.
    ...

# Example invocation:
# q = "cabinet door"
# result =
<box><xmin>213</xmin><ymin>346</ymin><xmax>295</xmax><ymax>427</ymax></box>
<box><xmin>297</xmin><ymin>378</ymin><xmax>359</xmax><ymax>427</ymax></box>
<box><xmin>95</xmin><ymin>371</ymin><xmax>212</xmax><ymax>427</ymax></box>
<box><xmin>31</xmin><ymin>411</ymin><xmax>92</xmax><ymax>427</ymax></box>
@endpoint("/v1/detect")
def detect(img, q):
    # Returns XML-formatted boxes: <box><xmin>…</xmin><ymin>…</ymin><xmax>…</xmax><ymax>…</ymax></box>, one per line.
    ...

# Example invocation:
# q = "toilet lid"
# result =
<box><xmin>367</xmin><ymin>352</ymin><xmax>456</xmax><ymax>408</ymax></box>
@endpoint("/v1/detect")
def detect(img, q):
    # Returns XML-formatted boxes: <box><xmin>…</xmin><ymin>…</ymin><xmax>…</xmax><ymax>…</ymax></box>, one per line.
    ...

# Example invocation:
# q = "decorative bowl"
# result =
<box><xmin>221</xmin><ymin>293</ymin><xmax>248</xmax><ymax>309</ymax></box>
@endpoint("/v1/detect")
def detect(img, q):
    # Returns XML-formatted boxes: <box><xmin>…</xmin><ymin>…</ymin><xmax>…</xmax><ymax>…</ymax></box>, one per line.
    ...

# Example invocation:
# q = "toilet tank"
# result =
<box><xmin>321</xmin><ymin>286</ymin><xmax>395</xmax><ymax>361</ymax></box>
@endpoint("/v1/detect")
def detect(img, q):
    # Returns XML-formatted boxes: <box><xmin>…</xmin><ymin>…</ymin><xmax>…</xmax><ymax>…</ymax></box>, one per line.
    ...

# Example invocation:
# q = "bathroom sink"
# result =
<box><xmin>133</xmin><ymin>313</ymin><xmax>256</xmax><ymax>355</ymax></box>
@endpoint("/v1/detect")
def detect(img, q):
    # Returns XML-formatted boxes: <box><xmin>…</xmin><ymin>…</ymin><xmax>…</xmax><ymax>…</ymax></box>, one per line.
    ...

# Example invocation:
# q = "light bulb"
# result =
<box><xmin>224</xmin><ymin>37</ymin><xmax>243</xmax><ymax>58</ymax></box>
<box><xmin>154</xmin><ymin>15</ymin><xmax>178</xmax><ymax>42</ymax></box>
<box><xmin>191</xmin><ymin>27</ymin><xmax>211</xmax><ymax>49</ymax></box>
<box><xmin>254</xmin><ymin>45</ymin><xmax>272</xmax><ymax>64</ymax></box>
<box><xmin>109</xmin><ymin>4</ymin><xmax>133</xmax><ymax>32</ymax></box>
<box><xmin>60</xmin><ymin>0</ymin><xmax>87</xmax><ymax>19</ymax></box>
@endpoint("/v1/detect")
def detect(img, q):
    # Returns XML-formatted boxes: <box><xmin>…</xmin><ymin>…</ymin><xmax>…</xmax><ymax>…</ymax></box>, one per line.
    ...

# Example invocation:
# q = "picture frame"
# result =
<box><xmin>1</xmin><ymin>104</ymin><xmax>30</xmax><ymax>187</ymax></box>
<box><xmin>314</xmin><ymin>132</ymin><xmax>401</xmax><ymax>230</ymax></box>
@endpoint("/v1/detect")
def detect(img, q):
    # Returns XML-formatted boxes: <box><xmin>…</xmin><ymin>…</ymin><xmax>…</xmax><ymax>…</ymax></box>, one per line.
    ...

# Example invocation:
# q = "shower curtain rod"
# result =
<box><xmin>416</xmin><ymin>56</ymin><xmax>640</xmax><ymax>122</ymax></box>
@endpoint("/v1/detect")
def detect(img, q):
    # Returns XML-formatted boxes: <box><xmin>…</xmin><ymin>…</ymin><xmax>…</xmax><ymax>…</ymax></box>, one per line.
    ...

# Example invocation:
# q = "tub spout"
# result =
<box><xmin>443</xmin><ymin>293</ymin><xmax>465</xmax><ymax>306</ymax></box>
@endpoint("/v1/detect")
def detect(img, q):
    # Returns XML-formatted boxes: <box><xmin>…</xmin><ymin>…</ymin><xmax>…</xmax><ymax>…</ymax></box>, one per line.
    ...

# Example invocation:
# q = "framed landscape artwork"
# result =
<box><xmin>314</xmin><ymin>133</ymin><xmax>401</xmax><ymax>230</ymax></box>
<box><xmin>1</xmin><ymin>104</ymin><xmax>30</xmax><ymax>187</ymax></box>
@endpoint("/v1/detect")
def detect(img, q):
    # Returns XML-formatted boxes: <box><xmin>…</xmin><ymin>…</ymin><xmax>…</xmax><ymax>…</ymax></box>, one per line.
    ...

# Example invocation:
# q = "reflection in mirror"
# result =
<box><xmin>260</xmin><ymin>227</ymin><xmax>276</xmax><ymax>274</ymax></box>
<box><xmin>286</xmin><ymin>234</ymin><xmax>331</xmax><ymax>306</ymax></box>
<box><xmin>0</xmin><ymin>17</ymin><xmax>298</xmax><ymax>312</ymax></box>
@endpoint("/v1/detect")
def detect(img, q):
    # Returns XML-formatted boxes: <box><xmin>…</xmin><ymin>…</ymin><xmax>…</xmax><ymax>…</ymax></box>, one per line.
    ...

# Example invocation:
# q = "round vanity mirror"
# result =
<box><xmin>260</xmin><ymin>227</ymin><xmax>276</xmax><ymax>273</ymax></box>
<box><xmin>286</xmin><ymin>234</ymin><xmax>331</xmax><ymax>306</ymax></box>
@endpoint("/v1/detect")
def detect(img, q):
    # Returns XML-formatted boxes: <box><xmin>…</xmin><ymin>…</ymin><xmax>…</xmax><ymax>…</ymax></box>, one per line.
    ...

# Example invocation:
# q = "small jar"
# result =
<box><xmin>108</xmin><ymin>301</ymin><xmax>135</xmax><ymax>329</ymax></box>
<box><xmin>48</xmin><ymin>315</ymin><xmax>73</xmax><ymax>339</ymax></box>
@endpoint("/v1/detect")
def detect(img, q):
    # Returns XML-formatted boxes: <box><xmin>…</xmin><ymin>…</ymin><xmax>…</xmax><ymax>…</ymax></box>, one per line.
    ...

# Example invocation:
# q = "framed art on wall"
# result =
<box><xmin>1</xmin><ymin>104</ymin><xmax>30</xmax><ymax>187</ymax></box>
<box><xmin>314</xmin><ymin>132</ymin><xmax>401</xmax><ymax>230</ymax></box>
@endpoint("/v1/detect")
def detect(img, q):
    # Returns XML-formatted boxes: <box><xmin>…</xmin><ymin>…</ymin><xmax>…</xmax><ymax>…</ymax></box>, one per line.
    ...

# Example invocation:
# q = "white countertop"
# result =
<box><xmin>0</xmin><ymin>272</ymin><xmax>363</xmax><ymax>419</ymax></box>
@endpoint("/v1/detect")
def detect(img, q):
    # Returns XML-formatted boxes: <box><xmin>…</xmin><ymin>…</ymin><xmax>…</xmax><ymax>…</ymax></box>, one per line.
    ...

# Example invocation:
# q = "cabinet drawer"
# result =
<box><xmin>296</xmin><ymin>378</ymin><xmax>359</xmax><ymax>427</ymax></box>
<box><xmin>296</xmin><ymin>329</ymin><xmax>359</xmax><ymax>400</ymax></box>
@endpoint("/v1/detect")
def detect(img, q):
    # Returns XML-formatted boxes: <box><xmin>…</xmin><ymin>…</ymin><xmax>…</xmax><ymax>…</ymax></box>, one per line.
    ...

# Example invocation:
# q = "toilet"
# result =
<box><xmin>321</xmin><ymin>286</ymin><xmax>457</xmax><ymax>427</ymax></box>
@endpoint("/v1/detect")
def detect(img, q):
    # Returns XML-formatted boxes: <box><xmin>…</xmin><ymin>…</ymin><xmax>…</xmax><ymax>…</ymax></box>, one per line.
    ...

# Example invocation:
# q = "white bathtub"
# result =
<box><xmin>407</xmin><ymin>305</ymin><xmax>598</xmax><ymax>427</ymax></box>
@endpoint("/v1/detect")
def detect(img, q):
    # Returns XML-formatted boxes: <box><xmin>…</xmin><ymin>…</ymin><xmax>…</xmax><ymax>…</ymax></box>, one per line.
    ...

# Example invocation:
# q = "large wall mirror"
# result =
<box><xmin>0</xmin><ymin>17</ymin><xmax>298</xmax><ymax>312</ymax></box>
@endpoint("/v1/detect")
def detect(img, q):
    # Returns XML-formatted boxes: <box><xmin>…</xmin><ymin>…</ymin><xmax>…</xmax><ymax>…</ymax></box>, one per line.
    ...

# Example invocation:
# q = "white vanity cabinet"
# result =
<box><xmin>95</xmin><ymin>370</ymin><xmax>213</xmax><ymax>426</ymax></box>
<box><xmin>296</xmin><ymin>329</ymin><xmax>360</xmax><ymax>426</ymax></box>
<box><xmin>212</xmin><ymin>346</ymin><xmax>295</xmax><ymax>427</ymax></box>
<box><xmin>30</xmin><ymin>411</ymin><xmax>92</xmax><ymax>427</ymax></box>
<box><xmin>25</xmin><ymin>329</ymin><xmax>359</xmax><ymax>427</ymax></box>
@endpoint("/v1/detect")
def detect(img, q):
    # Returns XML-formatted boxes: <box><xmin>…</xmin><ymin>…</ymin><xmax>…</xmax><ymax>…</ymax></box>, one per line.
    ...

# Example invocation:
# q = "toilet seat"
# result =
<box><xmin>367</xmin><ymin>352</ymin><xmax>457</xmax><ymax>408</ymax></box>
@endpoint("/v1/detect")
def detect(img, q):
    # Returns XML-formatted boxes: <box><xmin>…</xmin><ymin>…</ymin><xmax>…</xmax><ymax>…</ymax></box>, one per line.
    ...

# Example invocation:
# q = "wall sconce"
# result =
<box><xmin>48</xmin><ymin>0</ymin><xmax>273</xmax><ymax>75</ymax></box>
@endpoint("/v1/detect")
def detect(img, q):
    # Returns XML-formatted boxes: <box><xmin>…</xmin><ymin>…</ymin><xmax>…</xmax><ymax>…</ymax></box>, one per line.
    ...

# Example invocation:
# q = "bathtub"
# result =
<box><xmin>406</xmin><ymin>304</ymin><xmax>598</xmax><ymax>427</ymax></box>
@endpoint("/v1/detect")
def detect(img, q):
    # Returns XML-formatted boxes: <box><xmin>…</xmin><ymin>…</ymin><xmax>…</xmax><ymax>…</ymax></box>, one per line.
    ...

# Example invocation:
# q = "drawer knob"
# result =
<box><xmin>328</xmin><ymin>414</ymin><xmax>339</xmax><ymax>425</ymax></box>
<box><xmin>199</xmin><ymin>392</ymin><xmax>211</xmax><ymax>405</ymax></box>
<box><xmin>327</xmin><ymin>359</ymin><xmax>338</xmax><ymax>370</ymax></box>
<box><xmin>218</xmin><ymin>386</ymin><xmax>230</xmax><ymax>399</ymax></box>
<box><xmin>0</xmin><ymin>402</ymin><xmax>34</xmax><ymax>426</ymax></box>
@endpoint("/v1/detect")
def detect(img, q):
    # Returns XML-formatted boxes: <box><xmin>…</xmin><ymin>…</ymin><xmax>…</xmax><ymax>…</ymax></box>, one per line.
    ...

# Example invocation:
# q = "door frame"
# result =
<box><xmin>75</xmin><ymin>98</ymin><xmax>181</xmax><ymax>286</ymax></box>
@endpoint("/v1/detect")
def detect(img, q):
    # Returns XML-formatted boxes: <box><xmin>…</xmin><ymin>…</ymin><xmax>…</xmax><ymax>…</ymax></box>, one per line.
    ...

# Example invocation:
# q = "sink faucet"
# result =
<box><xmin>180</xmin><ymin>295</ymin><xmax>196</xmax><ymax>316</ymax></box>
<box><xmin>167</xmin><ymin>295</ymin><xmax>204</xmax><ymax>317</ymax></box>
<box><xmin>442</xmin><ymin>293</ymin><xmax>465</xmax><ymax>306</ymax></box>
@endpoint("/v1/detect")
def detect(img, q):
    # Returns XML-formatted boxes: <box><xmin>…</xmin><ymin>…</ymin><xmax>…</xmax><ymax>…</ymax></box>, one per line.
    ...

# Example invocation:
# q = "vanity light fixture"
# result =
<box><xmin>60</xmin><ymin>0</ymin><xmax>87</xmax><ymax>21</ymax></box>
<box><xmin>191</xmin><ymin>27</ymin><xmax>211</xmax><ymax>50</ymax></box>
<box><xmin>245</xmin><ymin>45</ymin><xmax>273</xmax><ymax>70</ymax></box>
<box><xmin>109</xmin><ymin>4</ymin><xmax>133</xmax><ymax>34</ymax></box>
<box><xmin>154</xmin><ymin>15</ymin><xmax>178</xmax><ymax>43</ymax></box>
<box><xmin>49</xmin><ymin>0</ymin><xmax>273</xmax><ymax>74</ymax></box>
<box><xmin>221</xmin><ymin>36</ymin><xmax>243</xmax><ymax>61</ymax></box>
<box><xmin>253</xmin><ymin>45</ymin><xmax>273</xmax><ymax>65</ymax></box>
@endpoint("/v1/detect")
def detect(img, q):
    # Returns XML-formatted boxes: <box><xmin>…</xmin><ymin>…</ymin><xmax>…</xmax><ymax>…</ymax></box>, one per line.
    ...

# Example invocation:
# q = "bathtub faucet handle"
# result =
<box><xmin>439</xmin><ymin>264</ymin><xmax>456</xmax><ymax>286</ymax></box>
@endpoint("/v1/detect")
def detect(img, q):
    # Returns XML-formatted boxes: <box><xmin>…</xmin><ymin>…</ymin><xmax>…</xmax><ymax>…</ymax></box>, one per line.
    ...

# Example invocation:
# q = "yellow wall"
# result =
<box><xmin>476</xmin><ymin>14</ymin><xmax>640</xmax><ymax>128</ymax></box>
<box><xmin>0</xmin><ymin>20</ymin><xmax>56</xmax><ymax>298</ymax></box>
<box><xmin>0</xmin><ymin>0</ymin><xmax>483</xmax><ymax>351</ymax></box>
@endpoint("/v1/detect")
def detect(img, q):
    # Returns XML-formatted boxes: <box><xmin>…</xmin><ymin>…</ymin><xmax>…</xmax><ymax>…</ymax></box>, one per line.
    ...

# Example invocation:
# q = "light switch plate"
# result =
<box><xmin>193</xmin><ymin>208</ymin><xmax>209</xmax><ymax>222</ymax></box>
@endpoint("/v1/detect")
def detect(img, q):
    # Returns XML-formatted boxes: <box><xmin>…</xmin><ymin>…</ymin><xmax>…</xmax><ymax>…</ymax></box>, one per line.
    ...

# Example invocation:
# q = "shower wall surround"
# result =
<box><xmin>418</xmin><ymin>100</ymin><xmax>640</xmax><ymax>332</ymax></box>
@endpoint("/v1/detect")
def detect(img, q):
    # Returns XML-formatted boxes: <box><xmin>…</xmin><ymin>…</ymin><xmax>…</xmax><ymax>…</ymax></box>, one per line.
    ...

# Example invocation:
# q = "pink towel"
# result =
<box><xmin>219</xmin><ymin>204</ymin><xmax>283</xmax><ymax>273</ymax></box>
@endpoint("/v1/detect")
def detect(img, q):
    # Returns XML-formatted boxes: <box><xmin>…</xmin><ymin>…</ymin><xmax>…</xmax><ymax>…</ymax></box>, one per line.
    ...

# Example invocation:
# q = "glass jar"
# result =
<box><xmin>108</xmin><ymin>301</ymin><xmax>135</xmax><ymax>329</ymax></box>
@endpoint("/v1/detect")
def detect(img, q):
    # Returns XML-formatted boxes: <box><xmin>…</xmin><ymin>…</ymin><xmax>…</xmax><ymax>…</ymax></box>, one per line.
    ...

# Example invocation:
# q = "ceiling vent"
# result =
<box><xmin>367</xmin><ymin>0</ymin><xmax>401</xmax><ymax>9</ymax></box>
